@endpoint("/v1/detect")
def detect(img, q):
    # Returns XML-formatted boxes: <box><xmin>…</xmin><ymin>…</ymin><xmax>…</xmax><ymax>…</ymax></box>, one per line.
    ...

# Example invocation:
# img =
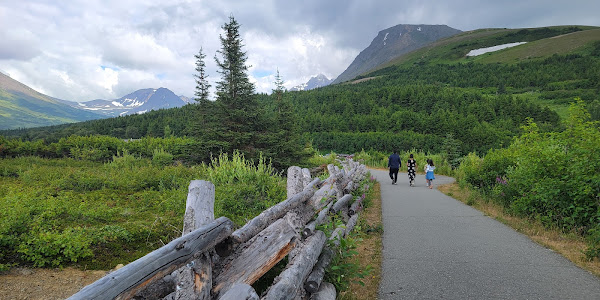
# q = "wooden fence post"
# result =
<box><xmin>174</xmin><ymin>180</ymin><xmax>215</xmax><ymax>300</ymax></box>
<box><xmin>301</xmin><ymin>168</ymin><xmax>312</xmax><ymax>188</ymax></box>
<box><xmin>287</xmin><ymin>166</ymin><xmax>304</xmax><ymax>198</ymax></box>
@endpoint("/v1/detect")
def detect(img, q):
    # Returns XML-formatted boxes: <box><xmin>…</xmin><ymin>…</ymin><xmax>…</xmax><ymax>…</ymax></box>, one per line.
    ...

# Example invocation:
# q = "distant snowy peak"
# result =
<box><xmin>77</xmin><ymin>88</ymin><xmax>189</xmax><ymax>117</ymax></box>
<box><xmin>290</xmin><ymin>74</ymin><xmax>333</xmax><ymax>91</ymax></box>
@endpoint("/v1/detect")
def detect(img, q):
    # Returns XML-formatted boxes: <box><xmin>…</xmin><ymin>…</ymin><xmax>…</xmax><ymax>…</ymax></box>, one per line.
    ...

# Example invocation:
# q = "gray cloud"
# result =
<box><xmin>0</xmin><ymin>0</ymin><xmax>599</xmax><ymax>101</ymax></box>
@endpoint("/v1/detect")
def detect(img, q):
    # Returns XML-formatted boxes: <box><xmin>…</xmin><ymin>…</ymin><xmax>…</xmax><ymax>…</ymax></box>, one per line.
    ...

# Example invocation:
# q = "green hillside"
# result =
<box><xmin>360</xmin><ymin>25</ymin><xmax>600</xmax><ymax>120</ymax></box>
<box><xmin>0</xmin><ymin>90</ymin><xmax>84</xmax><ymax>129</ymax></box>
<box><xmin>0</xmin><ymin>73</ymin><xmax>103</xmax><ymax>130</ymax></box>
<box><xmin>378</xmin><ymin>25</ymin><xmax>599</xmax><ymax>68</ymax></box>
<box><xmin>476</xmin><ymin>28</ymin><xmax>600</xmax><ymax>63</ymax></box>
<box><xmin>3</xmin><ymin>25</ymin><xmax>599</xmax><ymax>157</ymax></box>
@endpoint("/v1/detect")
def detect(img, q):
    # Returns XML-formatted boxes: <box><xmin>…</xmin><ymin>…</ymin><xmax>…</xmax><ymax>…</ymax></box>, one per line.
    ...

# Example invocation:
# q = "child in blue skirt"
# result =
<box><xmin>425</xmin><ymin>159</ymin><xmax>436</xmax><ymax>189</ymax></box>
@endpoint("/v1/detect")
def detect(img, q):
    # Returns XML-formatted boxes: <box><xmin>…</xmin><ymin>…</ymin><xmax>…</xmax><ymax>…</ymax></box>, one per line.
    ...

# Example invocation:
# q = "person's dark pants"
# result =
<box><xmin>389</xmin><ymin>168</ymin><xmax>399</xmax><ymax>183</ymax></box>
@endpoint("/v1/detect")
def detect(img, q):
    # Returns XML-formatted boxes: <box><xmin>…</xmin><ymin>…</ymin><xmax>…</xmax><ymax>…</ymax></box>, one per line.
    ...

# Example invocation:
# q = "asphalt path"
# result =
<box><xmin>371</xmin><ymin>169</ymin><xmax>600</xmax><ymax>299</ymax></box>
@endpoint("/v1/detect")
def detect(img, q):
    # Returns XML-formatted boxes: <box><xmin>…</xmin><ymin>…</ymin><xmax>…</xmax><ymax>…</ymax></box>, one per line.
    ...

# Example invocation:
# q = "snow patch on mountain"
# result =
<box><xmin>466</xmin><ymin>42</ymin><xmax>527</xmax><ymax>56</ymax></box>
<box><xmin>290</xmin><ymin>74</ymin><xmax>333</xmax><ymax>91</ymax></box>
<box><xmin>76</xmin><ymin>88</ymin><xmax>189</xmax><ymax>117</ymax></box>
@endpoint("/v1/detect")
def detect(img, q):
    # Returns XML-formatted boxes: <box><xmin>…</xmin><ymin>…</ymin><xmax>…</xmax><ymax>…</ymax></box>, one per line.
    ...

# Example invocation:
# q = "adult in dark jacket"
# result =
<box><xmin>388</xmin><ymin>151</ymin><xmax>401</xmax><ymax>184</ymax></box>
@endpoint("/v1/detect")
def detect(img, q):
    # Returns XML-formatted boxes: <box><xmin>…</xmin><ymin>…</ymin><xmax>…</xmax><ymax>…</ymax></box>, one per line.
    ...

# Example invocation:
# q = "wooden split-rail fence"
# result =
<box><xmin>68</xmin><ymin>158</ymin><xmax>369</xmax><ymax>300</ymax></box>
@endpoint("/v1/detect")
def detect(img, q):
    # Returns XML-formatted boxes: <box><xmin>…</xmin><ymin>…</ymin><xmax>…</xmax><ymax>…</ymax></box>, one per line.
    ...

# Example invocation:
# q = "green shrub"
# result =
<box><xmin>307</xmin><ymin>151</ymin><xmax>339</xmax><ymax>167</ymax></box>
<box><xmin>199</xmin><ymin>151</ymin><xmax>286</xmax><ymax>226</ymax></box>
<box><xmin>17</xmin><ymin>227</ymin><xmax>94</xmax><ymax>267</ymax></box>
<box><xmin>110</xmin><ymin>149</ymin><xmax>141</xmax><ymax>169</ymax></box>
<box><xmin>152</xmin><ymin>148</ymin><xmax>174</xmax><ymax>166</ymax></box>
<box><xmin>457</xmin><ymin>100</ymin><xmax>600</xmax><ymax>257</ymax></box>
<box><xmin>585</xmin><ymin>223</ymin><xmax>600</xmax><ymax>259</ymax></box>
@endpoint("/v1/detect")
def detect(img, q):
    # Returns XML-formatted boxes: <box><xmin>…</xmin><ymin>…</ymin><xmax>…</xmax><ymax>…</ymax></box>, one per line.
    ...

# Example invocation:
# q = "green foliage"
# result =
<box><xmin>152</xmin><ymin>148</ymin><xmax>174</xmax><ymax>167</ymax></box>
<box><xmin>0</xmin><ymin>151</ymin><xmax>290</xmax><ymax>269</ymax></box>
<box><xmin>457</xmin><ymin>100</ymin><xmax>600</xmax><ymax>258</ymax></box>
<box><xmin>18</xmin><ymin>227</ymin><xmax>94</xmax><ymax>267</ymax></box>
<box><xmin>307</xmin><ymin>152</ymin><xmax>339</xmax><ymax>168</ymax></box>
<box><xmin>321</xmin><ymin>174</ymin><xmax>376</xmax><ymax>291</ymax></box>
<box><xmin>0</xmin><ymin>135</ymin><xmax>202</xmax><ymax>164</ymax></box>
<box><xmin>442</xmin><ymin>133</ymin><xmax>462</xmax><ymax>169</ymax></box>
<box><xmin>110</xmin><ymin>149</ymin><xmax>140</xmax><ymax>169</ymax></box>
<box><xmin>586</xmin><ymin>224</ymin><xmax>600</xmax><ymax>259</ymax></box>
<box><xmin>326</xmin><ymin>235</ymin><xmax>369</xmax><ymax>291</ymax></box>
<box><xmin>198</xmin><ymin>151</ymin><xmax>285</xmax><ymax>226</ymax></box>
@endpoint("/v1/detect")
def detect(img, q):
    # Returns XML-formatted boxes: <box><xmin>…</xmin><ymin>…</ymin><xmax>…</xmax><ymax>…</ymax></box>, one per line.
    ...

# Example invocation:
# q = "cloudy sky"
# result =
<box><xmin>1</xmin><ymin>0</ymin><xmax>598</xmax><ymax>102</ymax></box>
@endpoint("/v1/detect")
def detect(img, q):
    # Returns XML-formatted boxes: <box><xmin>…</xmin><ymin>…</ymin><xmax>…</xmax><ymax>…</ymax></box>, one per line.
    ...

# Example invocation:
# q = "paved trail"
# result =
<box><xmin>371</xmin><ymin>169</ymin><xmax>600</xmax><ymax>300</ymax></box>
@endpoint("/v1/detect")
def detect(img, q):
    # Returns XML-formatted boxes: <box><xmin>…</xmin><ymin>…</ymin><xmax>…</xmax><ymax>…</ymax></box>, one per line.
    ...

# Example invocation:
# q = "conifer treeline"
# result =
<box><xmin>3</xmin><ymin>26</ymin><xmax>600</xmax><ymax>163</ymax></box>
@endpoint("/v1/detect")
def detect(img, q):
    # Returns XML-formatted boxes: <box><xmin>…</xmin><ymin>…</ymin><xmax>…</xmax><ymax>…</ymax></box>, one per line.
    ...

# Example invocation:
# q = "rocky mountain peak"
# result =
<box><xmin>290</xmin><ymin>74</ymin><xmax>333</xmax><ymax>91</ymax></box>
<box><xmin>332</xmin><ymin>24</ymin><xmax>462</xmax><ymax>84</ymax></box>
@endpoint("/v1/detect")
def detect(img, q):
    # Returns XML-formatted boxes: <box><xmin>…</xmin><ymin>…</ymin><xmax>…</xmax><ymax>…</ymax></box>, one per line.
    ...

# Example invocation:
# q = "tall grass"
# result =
<box><xmin>198</xmin><ymin>151</ymin><xmax>286</xmax><ymax>226</ymax></box>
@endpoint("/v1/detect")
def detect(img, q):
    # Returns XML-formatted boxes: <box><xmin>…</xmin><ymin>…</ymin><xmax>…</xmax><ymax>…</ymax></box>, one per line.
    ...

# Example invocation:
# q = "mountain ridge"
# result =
<box><xmin>0</xmin><ymin>72</ymin><xmax>105</xmax><ymax>130</ymax></box>
<box><xmin>69</xmin><ymin>88</ymin><xmax>189</xmax><ymax>117</ymax></box>
<box><xmin>332</xmin><ymin>24</ymin><xmax>462</xmax><ymax>84</ymax></box>
<box><xmin>1</xmin><ymin>72</ymin><xmax>191</xmax><ymax>129</ymax></box>
<box><xmin>289</xmin><ymin>74</ymin><xmax>333</xmax><ymax>91</ymax></box>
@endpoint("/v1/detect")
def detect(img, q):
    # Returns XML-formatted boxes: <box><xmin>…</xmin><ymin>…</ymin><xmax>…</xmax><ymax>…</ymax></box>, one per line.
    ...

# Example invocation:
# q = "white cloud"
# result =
<box><xmin>100</xmin><ymin>31</ymin><xmax>179</xmax><ymax>70</ymax></box>
<box><xmin>0</xmin><ymin>0</ymin><xmax>599</xmax><ymax>102</ymax></box>
<box><xmin>95</xmin><ymin>67</ymin><xmax>119</xmax><ymax>94</ymax></box>
<box><xmin>245</xmin><ymin>28</ymin><xmax>356</xmax><ymax>91</ymax></box>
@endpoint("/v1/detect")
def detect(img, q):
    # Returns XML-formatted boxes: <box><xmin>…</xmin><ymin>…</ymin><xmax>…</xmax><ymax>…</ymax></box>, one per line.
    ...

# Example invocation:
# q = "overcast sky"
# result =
<box><xmin>1</xmin><ymin>0</ymin><xmax>598</xmax><ymax>102</ymax></box>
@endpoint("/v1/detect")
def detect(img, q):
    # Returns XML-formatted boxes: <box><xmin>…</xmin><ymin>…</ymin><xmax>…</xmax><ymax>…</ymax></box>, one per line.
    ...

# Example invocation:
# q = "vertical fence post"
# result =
<box><xmin>287</xmin><ymin>166</ymin><xmax>304</xmax><ymax>198</ymax></box>
<box><xmin>175</xmin><ymin>180</ymin><xmax>215</xmax><ymax>300</ymax></box>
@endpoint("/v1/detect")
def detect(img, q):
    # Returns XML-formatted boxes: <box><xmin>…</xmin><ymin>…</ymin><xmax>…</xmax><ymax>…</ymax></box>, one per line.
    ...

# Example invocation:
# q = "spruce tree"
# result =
<box><xmin>267</xmin><ymin>69</ymin><xmax>309</xmax><ymax>168</ymax></box>
<box><xmin>214</xmin><ymin>15</ymin><xmax>260</xmax><ymax>153</ymax></box>
<box><xmin>274</xmin><ymin>69</ymin><xmax>285</xmax><ymax>109</ymax></box>
<box><xmin>442</xmin><ymin>133</ymin><xmax>462</xmax><ymax>169</ymax></box>
<box><xmin>189</xmin><ymin>48</ymin><xmax>227</xmax><ymax>158</ymax></box>
<box><xmin>194</xmin><ymin>47</ymin><xmax>211</xmax><ymax>103</ymax></box>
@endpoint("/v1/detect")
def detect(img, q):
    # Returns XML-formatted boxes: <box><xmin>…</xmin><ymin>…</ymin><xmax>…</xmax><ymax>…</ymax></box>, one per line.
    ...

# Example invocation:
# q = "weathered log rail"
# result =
<box><xmin>68</xmin><ymin>158</ymin><xmax>368</xmax><ymax>300</ymax></box>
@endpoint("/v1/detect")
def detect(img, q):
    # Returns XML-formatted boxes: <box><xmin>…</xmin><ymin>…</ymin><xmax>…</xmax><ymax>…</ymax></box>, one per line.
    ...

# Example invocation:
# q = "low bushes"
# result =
<box><xmin>0</xmin><ymin>135</ymin><xmax>201</xmax><ymax>163</ymax></box>
<box><xmin>0</xmin><ymin>152</ymin><xmax>286</xmax><ymax>270</ymax></box>
<box><xmin>457</xmin><ymin>100</ymin><xmax>600</xmax><ymax>258</ymax></box>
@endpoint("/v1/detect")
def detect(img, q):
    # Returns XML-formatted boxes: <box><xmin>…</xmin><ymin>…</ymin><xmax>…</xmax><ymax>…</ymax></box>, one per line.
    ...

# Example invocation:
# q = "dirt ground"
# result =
<box><xmin>0</xmin><ymin>267</ymin><xmax>107</xmax><ymax>300</ymax></box>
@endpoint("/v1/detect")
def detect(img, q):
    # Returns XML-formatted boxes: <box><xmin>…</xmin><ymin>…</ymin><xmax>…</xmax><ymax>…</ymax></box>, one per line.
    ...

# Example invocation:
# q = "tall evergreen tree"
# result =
<box><xmin>189</xmin><ymin>48</ymin><xmax>227</xmax><ymax>159</ymax></box>
<box><xmin>194</xmin><ymin>47</ymin><xmax>211</xmax><ymax>102</ymax></box>
<box><xmin>265</xmin><ymin>69</ymin><xmax>309</xmax><ymax>168</ymax></box>
<box><xmin>274</xmin><ymin>69</ymin><xmax>285</xmax><ymax>108</ymax></box>
<box><xmin>214</xmin><ymin>15</ymin><xmax>260</xmax><ymax>153</ymax></box>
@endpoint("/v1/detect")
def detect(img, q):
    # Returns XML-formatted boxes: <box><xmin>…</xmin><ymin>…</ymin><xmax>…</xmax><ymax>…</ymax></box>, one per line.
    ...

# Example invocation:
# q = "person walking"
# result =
<box><xmin>407</xmin><ymin>154</ymin><xmax>417</xmax><ymax>186</ymax></box>
<box><xmin>425</xmin><ymin>159</ymin><xmax>436</xmax><ymax>189</ymax></box>
<box><xmin>388</xmin><ymin>150</ymin><xmax>401</xmax><ymax>184</ymax></box>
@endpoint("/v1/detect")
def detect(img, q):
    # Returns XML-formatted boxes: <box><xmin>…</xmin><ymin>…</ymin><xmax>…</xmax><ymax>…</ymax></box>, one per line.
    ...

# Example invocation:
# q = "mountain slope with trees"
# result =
<box><xmin>2</xmin><ymin>25</ymin><xmax>598</xmax><ymax>162</ymax></box>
